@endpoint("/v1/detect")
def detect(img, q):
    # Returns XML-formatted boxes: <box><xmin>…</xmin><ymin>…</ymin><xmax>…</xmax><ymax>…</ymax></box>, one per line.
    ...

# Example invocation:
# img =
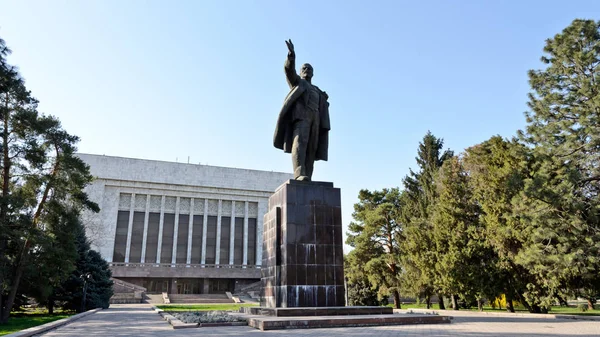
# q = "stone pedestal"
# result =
<box><xmin>261</xmin><ymin>180</ymin><xmax>345</xmax><ymax>308</ymax></box>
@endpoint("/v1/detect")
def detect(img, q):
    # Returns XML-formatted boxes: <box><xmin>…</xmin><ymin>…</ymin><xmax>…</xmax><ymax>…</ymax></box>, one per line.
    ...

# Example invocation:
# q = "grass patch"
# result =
<box><xmin>0</xmin><ymin>313</ymin><xmax>71</xmax><ymax>336</ymax></box>
<box><xmin>156</xmin><ymin>303</ymin><xmax>258</xmax><ymax>312</ymax></box>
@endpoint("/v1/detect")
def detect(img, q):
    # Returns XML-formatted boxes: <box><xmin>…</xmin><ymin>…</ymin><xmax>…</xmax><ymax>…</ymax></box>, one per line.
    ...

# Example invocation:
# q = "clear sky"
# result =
<box><xmin>1</xmin><ymin>0</ymin><xmax>599</xmax><ymax>252</ymax></box>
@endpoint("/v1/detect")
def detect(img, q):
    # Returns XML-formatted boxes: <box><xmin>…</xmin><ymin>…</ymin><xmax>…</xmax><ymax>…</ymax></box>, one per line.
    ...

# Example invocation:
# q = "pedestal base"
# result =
<box><xmin>261</xmin><ymin>180</ymin><xmax>345</xmax><ymax>308</ymax></box>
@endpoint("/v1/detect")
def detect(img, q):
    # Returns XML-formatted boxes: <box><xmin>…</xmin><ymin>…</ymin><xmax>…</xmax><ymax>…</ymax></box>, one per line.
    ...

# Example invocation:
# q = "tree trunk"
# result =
<box><xmin>48</xmin><ymin>299</ymin><xmax>54</xmax><ymax>315</ymax></box>
<box><xmin>1</xmin><ymin>240</ymin><xmax>28</xmax><ymax>322</ymax></box>
<box><xmin>477</xmin><ymin>298</ymin><xmax>483</xmax><ymax>312</ymax></box>
<box><xmin>588</xmin><ymin>298</ymin><xmax>595</xmax><ymax>311</ymax></box>
<box><xmin>393</xmin><ymin>289</ymin><xmax>401</xmax><ymax>309</ymax></box>
<box><xmin>0</xmin><ymin>97</ymin><xmax>10</xmax><ymax>324</ymax></box>
<box><xmin>506</xmin><ymin>295</ymin><xmax>515</xmax><ymax>313</ymax></box>
<box><xmin>438</xmin><ymin>293</ymin><xmax>445</xmax><ymax>310</ymax></box>
<box><xmin>530</xmin><ymin>304</ymin><xmax>541</xmax><ymax>313</ymax></box>
<box><xmin>0</xmin><ymin>293</ymin><xmax>4</xmax><ymax>324</ymax></box>
<box><xmin>426</xmin><ymin>295</ymin><xmax>431</xmax><ymax>309</ymax></box>
<box><xmin>451</xmin><ymin>295</ymin><xmax>459</xmax><ymax>310</ymax></box>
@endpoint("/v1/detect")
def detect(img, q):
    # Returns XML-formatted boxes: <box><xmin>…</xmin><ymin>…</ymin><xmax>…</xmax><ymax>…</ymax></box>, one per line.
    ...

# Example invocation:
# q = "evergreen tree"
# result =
<box><xmin>516</xmin><ymin>19</ymin><xmax>600</xmax><ymax>311</ymax></box>
<box><xmin>346</xmin><ymin>188</ymin><xmax>404</xmax><ymax>308</ymax></box>
<box><xmin>54</xmin><ymin>223</ymin><xmax>113</xmax><ymax>312</ymax></box>
<box><xmin>400</xmin><ymin>131</ymin><xmax>453</xmax><ymax>308</ymax></box>
<box><xmin>463</xmin><ymin>136</ymin><xmax>533</xmax><ymax>312</ymax></box>
<box><xmin>0</xmin><ymin>35</ymin><xmax>99</xmax><ymax>322</ymax></box>
<box><xmin>344</xmin><ymin>254</ymin><xmax>386</xmax><ymax>306</ymax></box>
<box><xmin>432</xmin><ymin>156</ymin><xmax>496</xmax><ymax>311</ymax></box>
<box><xmin>19</xmin><ymin>202</ymin><xmax>82</xmax><ymax>314</ymax></box>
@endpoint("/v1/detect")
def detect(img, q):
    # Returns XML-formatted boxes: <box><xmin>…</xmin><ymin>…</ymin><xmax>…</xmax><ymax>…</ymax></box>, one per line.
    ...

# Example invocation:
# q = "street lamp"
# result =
<box><xmin>80</xmin><ymin>272</ymin><xmax>92</xmax><ymax>312</ymax></box>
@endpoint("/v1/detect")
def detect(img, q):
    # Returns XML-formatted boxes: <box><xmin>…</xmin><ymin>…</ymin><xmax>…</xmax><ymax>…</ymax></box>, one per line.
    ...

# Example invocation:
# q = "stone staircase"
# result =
<box><xmin>110</xmin><ymin>278</ymin><xmax>146</xmax><ymax>304</ymax></box>
<box><xmin>168</xmin><ymin>293</ymin><xmax>234</xmax><ymax>304</ymax></box>
<box><xmin>144</xmin><ymin>293</ymin><xmax>165</xmax><ymax>304</ymax></box>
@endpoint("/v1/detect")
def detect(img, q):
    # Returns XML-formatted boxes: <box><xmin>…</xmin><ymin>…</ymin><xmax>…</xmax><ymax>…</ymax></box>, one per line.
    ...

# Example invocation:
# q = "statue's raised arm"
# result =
<box><xmin>284</xmin><ymin>39</ymin><xmax>300</xmax><ymax>88</ymax></box>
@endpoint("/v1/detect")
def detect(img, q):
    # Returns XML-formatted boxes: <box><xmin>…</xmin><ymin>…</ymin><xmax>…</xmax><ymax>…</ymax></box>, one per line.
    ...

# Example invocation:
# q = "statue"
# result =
<box><xmin>273</xmin><ymin>39</ymin><xmax>330</xmax><ymax>182</ymax></box>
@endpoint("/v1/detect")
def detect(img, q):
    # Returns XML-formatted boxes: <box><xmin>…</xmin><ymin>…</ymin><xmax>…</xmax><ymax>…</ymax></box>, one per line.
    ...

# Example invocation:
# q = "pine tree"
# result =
<box><xmin>516</xmin><ymin>19</ymin><xmax>600</xmax><ymax>311</ymax></box>
<box><xmin>346</xmin><ymin>188</ymin><xmax>404</xmax><ymax>308</ymax></box>
<box><xmin>0</xmin><ymin>35</ymin><xmax>99</xmax><ymax>322</ymax></box>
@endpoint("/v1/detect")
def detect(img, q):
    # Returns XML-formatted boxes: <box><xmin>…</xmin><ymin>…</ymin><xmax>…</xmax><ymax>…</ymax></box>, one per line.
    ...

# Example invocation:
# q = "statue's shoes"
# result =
<box><xmin>296</xmin><ymin>176</ymin><xmax>311</xmax><ymax>182</ymax></box>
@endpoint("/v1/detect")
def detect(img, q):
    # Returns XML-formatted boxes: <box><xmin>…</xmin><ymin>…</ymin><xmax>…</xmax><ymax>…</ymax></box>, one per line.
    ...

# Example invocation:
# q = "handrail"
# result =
<box><xmin>111</xmin><ymin>278</ymin><xmax>147</xmax><ymax>292</ymax></box>
<box><xmin>162</xmin><ymin>292</ymin><xmax>170</xmax><ymax>304</ymax></box>
<box><xmin>109</xmin><ymin>263</ymin><xmax>261</xmax><ymax>269</ymax></box>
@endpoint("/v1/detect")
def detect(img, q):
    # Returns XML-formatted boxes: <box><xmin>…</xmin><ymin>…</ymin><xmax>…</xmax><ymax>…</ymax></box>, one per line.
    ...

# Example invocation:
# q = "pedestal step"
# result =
<box><xmin>246</xmin><ymin>314</ymin><xmax>451</xmax><ymax>330</ymax></box>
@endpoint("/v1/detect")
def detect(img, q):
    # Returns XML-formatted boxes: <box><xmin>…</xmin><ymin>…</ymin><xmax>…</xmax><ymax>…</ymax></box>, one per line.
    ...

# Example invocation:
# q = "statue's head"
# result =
<box><xmin>300</xmin><ymin>63</ymin><xmax>313</xmax><ymax>80</ymax></box>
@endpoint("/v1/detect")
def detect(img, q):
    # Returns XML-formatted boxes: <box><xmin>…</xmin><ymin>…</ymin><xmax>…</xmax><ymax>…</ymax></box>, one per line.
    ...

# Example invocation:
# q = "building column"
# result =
<box><xmin>140</xmin><ymin>195</ymin><xmax>151</xmax><ymax>263</ymax></box>
<box><xmin>242</xmin><ymin>201</ymin><xmax>249</xmax><ymax>265</ymax></box>
<box><xmin>171</xmin><ymin>197</ymin><xmax>180</xmax><ymax>264</ymax></box>
<box><xmin>156</xmin><ymin>196</ymin><xmax>166</xmax><ymax>263</ymax></box>
<box><xmin>186</xmin><ymin>199</ymin><xmax>194</xmax><ymax>265</ymax></box>
<box><xmin>124</xmin><ymin>193</ymin><xmax>135</xmax><ymax>263</ymax></box>
<box><xmin>256</xmin><ymin>199</ymin><xmax>268</xmax><ymax>266</ymax></box>
<box><xmin>201</xmin><ymin>199</ymin><xmax>208</xmax><ymax>265</ymax></box>
<box><xmin>229</xmin><ymin>201</ymin><xmax>235</xmax><ymax>265</ymax></box>
<box><xmin>215</xmin><ymin>200</ymin><xmax>222</xmax><ymax>265</ymax></box>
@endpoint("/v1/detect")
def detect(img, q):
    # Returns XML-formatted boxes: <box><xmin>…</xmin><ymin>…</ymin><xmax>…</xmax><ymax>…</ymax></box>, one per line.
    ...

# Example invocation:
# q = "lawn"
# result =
<box><xmin>0</xmin><ymin>313</ymin><xmax>71</xmax><ymax>336</ymax></box>
<box><xmin>156</xmin><ymin>303</ymin><xmax>258</xmax><ymax>312</ymax></box>
<box><xmin>395</xmin><ymin>303</ymin><xmax>600</xmax><ymax>316</ymax></box>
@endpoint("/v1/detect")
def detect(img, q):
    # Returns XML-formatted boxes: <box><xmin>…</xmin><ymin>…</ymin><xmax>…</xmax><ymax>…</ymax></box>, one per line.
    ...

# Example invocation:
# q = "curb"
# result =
<box><xmin>393</xmin><ymin>308</ymin><xmax>600</xmax><ymax>321</ymax></box>
<box><xmin>4</xmin><ymin>308</ymin><xmax>102</xmax><ymax>337</ymax></box>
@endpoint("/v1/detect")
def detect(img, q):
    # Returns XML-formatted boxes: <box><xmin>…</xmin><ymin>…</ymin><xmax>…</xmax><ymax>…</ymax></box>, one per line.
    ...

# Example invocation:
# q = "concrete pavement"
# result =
<box><xmin>38</xmin><ymin>303</ymin><xmax>600</xmax><ymax>336</ymax></box>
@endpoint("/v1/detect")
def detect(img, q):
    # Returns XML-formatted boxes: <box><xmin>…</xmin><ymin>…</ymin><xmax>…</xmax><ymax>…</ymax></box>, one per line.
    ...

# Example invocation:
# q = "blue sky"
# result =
<box><xmin>1</xmin><ymin>1</ymin><xmax>599</xmax><ymax>252</ymax></box>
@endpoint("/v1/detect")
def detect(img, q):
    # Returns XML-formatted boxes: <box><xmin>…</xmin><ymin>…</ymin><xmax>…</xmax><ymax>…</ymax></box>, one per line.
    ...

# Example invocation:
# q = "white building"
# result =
<box><xmin>78</xmin><ymin>153</ymin><xmax>291</xmax><ymax>294</ymax></box>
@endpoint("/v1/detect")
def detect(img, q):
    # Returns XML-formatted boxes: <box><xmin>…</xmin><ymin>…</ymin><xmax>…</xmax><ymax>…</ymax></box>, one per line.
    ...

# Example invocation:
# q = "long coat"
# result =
<box><xmin>273</xmin><ymin>58</ymin><xmax>330</xmax><ymax>161</ymax></box>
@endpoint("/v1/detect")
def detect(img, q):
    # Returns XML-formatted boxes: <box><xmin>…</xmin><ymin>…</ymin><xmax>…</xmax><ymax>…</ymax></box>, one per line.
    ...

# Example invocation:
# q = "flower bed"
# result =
<box><xmin>168</xmin><ymin>311</ymin><xmax>246</xmax><ymax>324</ymax></box>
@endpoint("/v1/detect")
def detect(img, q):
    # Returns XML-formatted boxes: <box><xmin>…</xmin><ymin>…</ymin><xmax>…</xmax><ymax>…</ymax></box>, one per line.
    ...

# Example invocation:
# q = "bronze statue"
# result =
<box><xmin>273</xmin><ymin>40</ymin><xmax>330</xmax><ymax>181</ymax></box>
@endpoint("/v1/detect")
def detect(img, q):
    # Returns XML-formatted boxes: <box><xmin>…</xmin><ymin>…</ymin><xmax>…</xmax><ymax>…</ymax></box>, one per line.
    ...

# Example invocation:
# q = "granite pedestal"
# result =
<box><xmin>261</xmin><ymin>180</ymin><xmax>344</xmax><ymax>308</ymax></box>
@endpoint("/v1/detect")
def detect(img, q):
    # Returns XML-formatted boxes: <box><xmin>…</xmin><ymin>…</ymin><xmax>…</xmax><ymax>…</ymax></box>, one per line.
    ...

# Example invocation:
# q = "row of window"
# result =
<box><xmin>113</xmin><ymin>211</ymin><xmax>257</xmax><ymax>265</ymax></box>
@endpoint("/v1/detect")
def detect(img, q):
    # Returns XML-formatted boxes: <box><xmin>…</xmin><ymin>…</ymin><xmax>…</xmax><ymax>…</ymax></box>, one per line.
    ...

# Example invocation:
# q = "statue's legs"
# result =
<box><xmin>292</xmin><ymin>120</ymin><xmax>310</xmax><ymax>180</ymax></box>
<box><xmin>305</xmin><ymin>122</ymin><xmax>319</xmax><ymax>179</ymax></box>
<box><xmin>292</xmin><ymin>116</ymin><xmax>319</xmax><ymax>181</ymax></box>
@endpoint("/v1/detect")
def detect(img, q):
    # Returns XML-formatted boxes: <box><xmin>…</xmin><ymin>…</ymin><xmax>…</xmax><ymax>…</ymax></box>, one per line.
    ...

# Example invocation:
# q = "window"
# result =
<box><xmin>112</xmin><ymin>211</ymin><xmax>129</xmax><ymax>262</ymax></box>
<box><xmin>176</xmin><ymin>214</ymin><xmax>189</xmax><ymax>264</ymax></box>
<box><xmin>160</xmin><ymin>213</ymin><xmax>175</xmax><ymax>263</ymax></box>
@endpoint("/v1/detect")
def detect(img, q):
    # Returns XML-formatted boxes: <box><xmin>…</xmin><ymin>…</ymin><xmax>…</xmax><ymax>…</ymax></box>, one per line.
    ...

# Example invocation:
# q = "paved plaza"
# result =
<box><xmin>38</xmin><ymin>304</ymin><xmax>600</xmax><ymax>337</ymax></box>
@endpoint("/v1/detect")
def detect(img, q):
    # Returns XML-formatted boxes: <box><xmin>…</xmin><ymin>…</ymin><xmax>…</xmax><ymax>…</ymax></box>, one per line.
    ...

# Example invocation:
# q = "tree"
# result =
<box><xmin>346</xmin><ymin>188</ymin><xmax>404</xmax><ymax>308</ymax></box>
<box><xmin>54</xmin><ymin>223</ymin><xmax>113</xmax><ymax>312</ymax></box>
<box><xmin>400</xmin><ymin>131</ymin><xmax>453</xmax><ymax>309</ymax></box>
<box><xmin>19</xmin><ymin>202</ymin><xmax>82</xmax><ymax>314</ymax></box>
<box><xmin>344</xmin><ymin>253</ymin><xmax>386</xmax><ymax>306</ymax></box>
<box><xmin>0</xmin><ymin>36</ymin><xmax>99</xmax><ymax>323</ymax></box>
<box><xmin>516</xmin><ymin>19</ymin><xmax>600</xmax><ymax>311</ymax></box>
<box><xmin>431</xmin><ymin>155</ymin><xmax>496</xmax><ymax>311</ymax></box>
<box><xmin>463</xmin><ymin>136</ymin><xmax>533</xmax><ymax>312</ymax></box>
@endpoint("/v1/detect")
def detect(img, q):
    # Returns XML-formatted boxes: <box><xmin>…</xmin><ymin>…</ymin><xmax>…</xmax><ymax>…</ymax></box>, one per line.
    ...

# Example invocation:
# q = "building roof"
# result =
<box><xmin>77</xmin><ymin>153</ymin><xmax>292</xmax><ymax>193</ymax></box>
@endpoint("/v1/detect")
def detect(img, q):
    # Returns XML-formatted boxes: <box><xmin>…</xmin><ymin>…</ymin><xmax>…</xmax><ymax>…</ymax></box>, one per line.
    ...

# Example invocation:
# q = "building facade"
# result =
<box><xmin>78</xmin><ymin>154</ymin><xmax>292</xmax><ymax>294</ymax></box>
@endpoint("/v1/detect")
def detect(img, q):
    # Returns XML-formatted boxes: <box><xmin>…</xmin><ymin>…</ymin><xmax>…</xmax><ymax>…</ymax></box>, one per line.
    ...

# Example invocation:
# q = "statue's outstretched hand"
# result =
<box><xmin>285</xmin><ymin>39</ymin><xmax>295</xmax><ymax>57</ymax></box>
